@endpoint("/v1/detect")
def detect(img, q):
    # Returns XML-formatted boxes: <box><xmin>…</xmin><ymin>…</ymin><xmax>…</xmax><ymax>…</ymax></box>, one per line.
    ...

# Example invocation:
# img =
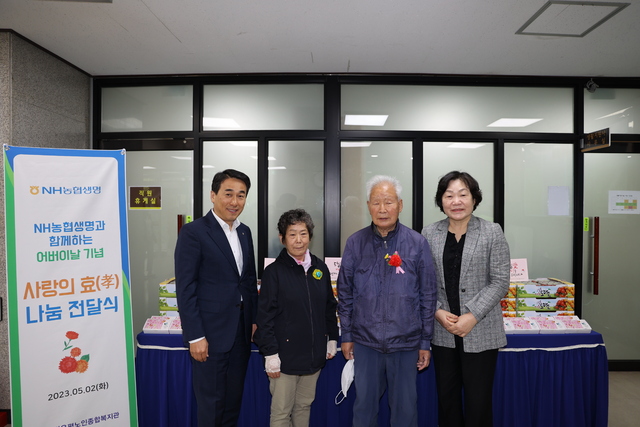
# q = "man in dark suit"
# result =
<box><xmin>175</xmin><ymin>169</ymin><xmax>258</xmax><ymax>427</ymax></box>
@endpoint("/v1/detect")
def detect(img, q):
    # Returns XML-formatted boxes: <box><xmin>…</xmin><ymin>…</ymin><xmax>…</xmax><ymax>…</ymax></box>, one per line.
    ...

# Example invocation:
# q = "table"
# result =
<box><xmin>495</xmin><ymin>332</ymin><xmax>608</xmax><ymax>427</ymax></box>
<box><xmin>135</xmin><ymin>332</ymin><xmax>607</xmax><ymax>427</ymax></box>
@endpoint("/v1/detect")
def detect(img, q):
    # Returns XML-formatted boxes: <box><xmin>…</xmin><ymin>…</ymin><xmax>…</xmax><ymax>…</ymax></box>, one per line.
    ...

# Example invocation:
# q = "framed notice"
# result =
<box><xmin>3</xmin><ymin>145</ymin><xmax>137</xmax><ymax>427</ymax></box>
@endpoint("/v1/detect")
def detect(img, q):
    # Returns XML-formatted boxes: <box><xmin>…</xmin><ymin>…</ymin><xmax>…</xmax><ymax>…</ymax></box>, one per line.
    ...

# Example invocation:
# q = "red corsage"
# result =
<box><xmin>385</xmin><ymin>251</ymin><xmax>405</xmax><ymax>274</ymax></box>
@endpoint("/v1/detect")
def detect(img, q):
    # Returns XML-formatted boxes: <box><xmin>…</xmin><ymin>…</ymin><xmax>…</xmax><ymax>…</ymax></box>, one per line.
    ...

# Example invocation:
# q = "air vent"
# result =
<box><xmin>516</xmin><ymin>1</ymin><xmax>629</xmax><ymax>37</ymax></box>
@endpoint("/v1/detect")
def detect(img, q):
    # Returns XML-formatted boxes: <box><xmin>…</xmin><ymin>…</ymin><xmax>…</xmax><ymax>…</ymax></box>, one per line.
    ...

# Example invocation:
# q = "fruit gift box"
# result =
<box><xmin>168</xmin><ymin>316</ymin><xmax>183</xmax><ymax>334</ymax></box>
<box><xmin>504</xmin><ymin>283</ymin><xmax>518</xmax><ymax>298</ymax></box>
<box><xmin>516</xmin><ymin>282</ymin><xmax>575</xmax><ymax>299</ymax></box>
<box><xmin>556</xmin><ymin>316</ymin><xmax>592</xmax><ymax>333</ymax></box>
<box><xmin>516</xmin><ymin>297</ymin><xmax>575</xmax><ymax>315</ymax></box>
<box><xmin>500</xmin><ymin>298</ymin><xmax>517</xmax><ymax>317</ymax></box>
<box><xmin>143</xmin><ymin>316</ymin><xmax>172</xmax><ymax>334</ymax></box>
<box><xmin>529</xmin><ymin>316</ymin><xmax>566</xmax><ymax>334</ymax></box>
<box><xmin>503</xmin><ymin>317</ymin><xmax>540</xmax><ymax>334</ymax></box>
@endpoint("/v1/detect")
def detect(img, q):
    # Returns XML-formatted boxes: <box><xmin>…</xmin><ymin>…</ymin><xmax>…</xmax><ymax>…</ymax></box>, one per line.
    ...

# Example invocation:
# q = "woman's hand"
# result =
<box><xmin>448</xmin><ymin>312</ymin><xmax>478</xmax><ymax>337</ymax></box>
<box><xmin>265</xmin><ymin>354</ymin><xmax>281</xmax><ymax>378</ymax></box>
<box><xmin>436</xmin><ymin>309</ymin><xmax>477</xmax><ymax>337</ymax></box>
<box><xmin>435</xmin><ymin>309</ymin><xmax>459</xmax><ymax>334</ymax></box>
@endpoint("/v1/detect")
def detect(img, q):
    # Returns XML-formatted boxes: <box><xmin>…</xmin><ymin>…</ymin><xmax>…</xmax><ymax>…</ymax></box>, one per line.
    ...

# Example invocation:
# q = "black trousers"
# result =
<box><xmin>191</xmin><ymin>312</ymin><xmax>250</xmax><ymax>427</ymax></box>
<box><xmin>431</xmin><ymin>342</ymin><xmax>499</xmax><ymax>427</ymax></box>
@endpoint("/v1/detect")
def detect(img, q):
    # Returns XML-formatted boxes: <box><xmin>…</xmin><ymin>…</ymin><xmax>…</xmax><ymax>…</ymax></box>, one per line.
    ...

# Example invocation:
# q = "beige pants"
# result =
<box><xmin>268</xmin><ymin>370</ymin><xmax>321</xmax><ymax>427</ymax></box>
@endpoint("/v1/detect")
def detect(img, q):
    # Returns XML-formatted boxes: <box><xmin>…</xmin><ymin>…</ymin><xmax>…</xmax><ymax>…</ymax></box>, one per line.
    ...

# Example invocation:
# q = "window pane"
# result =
<box><xmin>584</xmin><ymin>88</ymin><xmax>640</xmax><ymax>134</ymax></box>
<box><xmin>202</xmin><ymin>141</ymin><xmax>258</xmax><ymax>263</ymax></box>
<box><xmin>342</xmin><ymin>85</ymin><xmax>573</xmax><ymax>133</ymax></box>
<box><xmin>203</xmin><ymin>84</ymin><xmax>324</xmax><ymax>130</ymax></box>
<box><xmin>125</xmin><ymin>151</ymin><xmax>192</xmax><ymax>333</ymax></box>
<box><xmin>504</xmin><ymin>143</ymin><xmax>573</xmax><ymax>281</ymax></box>
<box><xmin>268</xmin><ymin>140</ymin><xmax>324</xmax><ymax>258</ymax></box>
<box><xmin>423</xmin><ymin>142</ymin><xmax>494</xmax><ymax>226</ymax></box>
<box><xmin>101</xmin><ymin>86</ymin><xmax>193</xmax><ymax>132</ymax></box>
<box><xmin>340</xmin><ymin>141</ymin><xmax>412</xmax><ymax>253</ymax></box>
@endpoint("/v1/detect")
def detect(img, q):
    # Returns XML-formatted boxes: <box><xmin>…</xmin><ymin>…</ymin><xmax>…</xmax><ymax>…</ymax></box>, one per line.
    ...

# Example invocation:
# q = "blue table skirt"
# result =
<box><xmin>136</xmin><ymin>332</ymin><xmax>607</xmax><ymax>427</ymax></box>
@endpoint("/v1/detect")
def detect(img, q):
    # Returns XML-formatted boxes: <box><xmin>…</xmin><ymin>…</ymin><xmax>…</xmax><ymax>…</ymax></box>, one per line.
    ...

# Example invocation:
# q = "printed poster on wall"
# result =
<box><xmin>3</xmin><ymin>145</ymin><xmax>137</xmax><ymax>427</ymax></box>
<box><xmin>608</xmin><ymin>190</ymin><xmax>639</xmax><ymax>214</ymax></box>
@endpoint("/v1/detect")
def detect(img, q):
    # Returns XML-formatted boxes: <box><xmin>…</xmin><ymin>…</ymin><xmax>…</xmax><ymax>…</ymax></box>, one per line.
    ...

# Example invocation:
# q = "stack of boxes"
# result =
<box><xmin>501</xmin><ymin>278</ymin><xmax>575</xmax><ymax>317</ymax></box>
<box><xmin>501</xmin><ymin>278</ymin><xmax>591</xmax><ymax>334</ymax></box>
<box><xmin>500</xmin><ymin>283</ymin><xmax>517</xmax><ymax>317</ymax></box>
<box><xmin>159</xmin><ymin>277</ymin><xmax>179</xmax><ymax>316</ymax></box>
<box><xmin>142</xmin><ymin>277</ymin><xmax>182</xmax><ymax>334</ymax></box>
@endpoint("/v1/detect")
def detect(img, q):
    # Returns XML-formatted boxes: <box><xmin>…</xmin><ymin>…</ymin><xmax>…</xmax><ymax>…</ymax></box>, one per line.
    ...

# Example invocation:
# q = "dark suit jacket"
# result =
<box><xmin>175</xmin><ymin>210</ymin><xmax>258</xmax><ymax>352</ymax></box>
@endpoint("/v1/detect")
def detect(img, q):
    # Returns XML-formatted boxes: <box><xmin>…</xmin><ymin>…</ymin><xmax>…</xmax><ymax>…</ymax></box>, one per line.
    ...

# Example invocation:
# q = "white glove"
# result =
<box><xmin>327</xmin><ymin>340</ymin><xmax>337</xmax><ymax>358</ymax></box>
<box><xmin>265</xmin><ymin>353</ymin><xmax>281</xmax><ymax>373</ymax></box>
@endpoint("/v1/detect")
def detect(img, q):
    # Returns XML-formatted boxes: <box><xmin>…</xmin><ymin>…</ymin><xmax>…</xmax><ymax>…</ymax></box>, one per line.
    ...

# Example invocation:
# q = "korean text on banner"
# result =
<box><xmin>3</xmin><ymin>145</ymin><xmax>137</xmax><ymax>427</ymax></box>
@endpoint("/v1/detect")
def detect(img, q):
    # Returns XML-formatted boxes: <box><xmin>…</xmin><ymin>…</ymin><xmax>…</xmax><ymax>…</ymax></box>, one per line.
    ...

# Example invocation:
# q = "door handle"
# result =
<box><xmin>592</xmin><ymin>216</ymin><xmax>600</xmax><ymax>295</ymax></box>
<box><xmin>177</xmin><ymin>214</ymin><xmax>184</xmax><ymax>235</ymax></box>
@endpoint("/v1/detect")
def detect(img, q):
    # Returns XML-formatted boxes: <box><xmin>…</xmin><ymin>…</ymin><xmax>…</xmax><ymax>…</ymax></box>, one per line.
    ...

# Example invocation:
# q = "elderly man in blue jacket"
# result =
<box><xmin>338</xmin><ymin>175</ymin><xmax>438</xmax><ymax>427</ymax></box>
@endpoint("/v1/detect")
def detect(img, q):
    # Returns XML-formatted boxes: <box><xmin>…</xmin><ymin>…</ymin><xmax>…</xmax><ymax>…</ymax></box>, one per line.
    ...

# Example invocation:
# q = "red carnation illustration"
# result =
<box><xmin>59</xmin><ymin>356</ymin><xmax>78</xmax><ymax>374</ymax></box>
<box><xmin>63</xmin><ymin>331</ymin><xmax>79</xmax><ymax>350</ymax></box>
<box><xmin>59</xmin><ymin>331</ymin><xmax>90</xmax><ymax>374</ymax></box>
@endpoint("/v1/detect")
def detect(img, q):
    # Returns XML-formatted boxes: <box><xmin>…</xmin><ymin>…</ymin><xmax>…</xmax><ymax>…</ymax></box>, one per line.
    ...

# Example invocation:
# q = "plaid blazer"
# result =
<box><xmin>421</xmin><ymin>215</ymin><xmax>510</xmax><ymax>352</ymax></box>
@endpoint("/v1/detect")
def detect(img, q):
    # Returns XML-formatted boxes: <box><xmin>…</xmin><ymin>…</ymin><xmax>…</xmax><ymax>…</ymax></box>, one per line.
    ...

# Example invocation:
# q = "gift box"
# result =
<box><xmin>168</xmin><ymin>316</ymin><xmax>183</xmax><ymax>334</ymax></box>
<box><xmin>143</xmin><ymin>316</ymin><xmax>172</xmax><ymax>334</ymax></box>
<box><xmin>504</xmin><ymin>283</ymin><xmax>518</xmax><ymax>299</ymax></box>
<box><xmin>159</xmin><ymin>277</ymin><xmax>176</xmax><ymax>297</ymax></box>
<box><xmin>556</xmin><ymin>317</ymin><xmax>592</xmax><ymax>333</ymax></box>
<box><xmin>504</xmin><ymin>317</ymin><xmax>540</xmax><ymax>334</ymax></box>
<box><xmin>159</xmin><ymin>297</ymin><xmax>179</xmax><ymax>316</ymax></box>
<box><xmin>518</xmin><ymin>311</ymin><xmax>575</xmax><ymax>318</ymax></box>
<box><xmin>500</xmin><ymin>298</ymin><xmax>517</xmax><ymax>317</ymax></box>
<box><xmin>516</xmin><ymin>297</ymin><xmax>575</xmax><ymax>314</ymax></box>
<box><xmin>516</xmin><ymin>282</ymin><xmax>575</xmax><ymax>299</ymax></box>
<box><xmin>529</xmin><ymin>316</ymin><xmax>566</xmax><ymax>334</ymax></box>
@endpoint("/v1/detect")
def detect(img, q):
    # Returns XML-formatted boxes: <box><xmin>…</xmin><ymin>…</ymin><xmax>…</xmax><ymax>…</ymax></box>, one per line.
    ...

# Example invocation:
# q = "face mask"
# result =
<box><xmin>335</xmin><ymin>359</ymin><xmax>354</xmax><ymax>405</ymax></box>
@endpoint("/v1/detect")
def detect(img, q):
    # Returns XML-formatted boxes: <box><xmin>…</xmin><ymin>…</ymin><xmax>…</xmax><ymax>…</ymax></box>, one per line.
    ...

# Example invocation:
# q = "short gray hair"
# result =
<box><xmin>365</xmin><ymin>175</ymin><xmax>403</xmax><ymax>201</ymax></box>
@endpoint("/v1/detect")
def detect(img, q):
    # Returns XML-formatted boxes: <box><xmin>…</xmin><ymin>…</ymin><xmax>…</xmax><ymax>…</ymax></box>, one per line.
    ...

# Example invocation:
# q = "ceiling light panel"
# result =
<box><xmin>344</xmin><ymin>115</ymin><xmax>389</xmax><ymax>126</ymax></box>
<box><xmin>487</xmin><ymin>118</ymin><xmax>543</xmax><ymax>127</ymax></box>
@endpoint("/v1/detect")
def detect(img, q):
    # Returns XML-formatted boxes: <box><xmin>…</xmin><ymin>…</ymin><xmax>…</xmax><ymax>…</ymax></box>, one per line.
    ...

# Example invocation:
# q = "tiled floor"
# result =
<box><xmin>4</xmin><ymin>372</ymin><xmax>639</xmax><ymax>426</ymax></box>
<box><xmin>609</xmin><ymin>371</ymin><xmax>640</xmax><ymax>427</ymax></box>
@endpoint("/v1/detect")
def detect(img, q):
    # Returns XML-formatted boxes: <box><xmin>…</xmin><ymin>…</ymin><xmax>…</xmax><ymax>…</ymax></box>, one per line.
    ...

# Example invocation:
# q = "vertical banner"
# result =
<box><xmin>3</xmin><ymin>145</ymin><xmax>137</xmax><ymax>427</ymax></box>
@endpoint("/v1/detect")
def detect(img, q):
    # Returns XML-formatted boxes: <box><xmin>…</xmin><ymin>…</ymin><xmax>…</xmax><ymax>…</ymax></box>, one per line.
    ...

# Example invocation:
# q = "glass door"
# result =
<box><xmin>583</xmin><ymin>152</ymin><xmax>640</xmax><ymax>361</ymax></box>
<box><xmin>126</xmin><ymin>150</ymin><xmax>193</xmax><ymax>334</ymax></box>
